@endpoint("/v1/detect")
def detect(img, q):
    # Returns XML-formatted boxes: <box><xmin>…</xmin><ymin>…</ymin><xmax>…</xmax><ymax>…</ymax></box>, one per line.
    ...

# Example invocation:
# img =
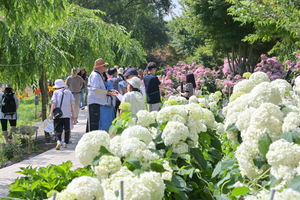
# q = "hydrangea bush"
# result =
<box><xmin>214</xmin><ymin>72</ymin><xmax>300</xmax><ymax>199</ymax></box>
<box><xmin>50</xmin><ymin>98</ymin><xmax>224</xmax><ymax>200</ymax></box>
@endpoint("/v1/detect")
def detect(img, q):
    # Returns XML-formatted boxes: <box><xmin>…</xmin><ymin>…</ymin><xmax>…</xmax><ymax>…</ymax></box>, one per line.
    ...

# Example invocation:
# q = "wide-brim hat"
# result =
<box><xmin>94</xmin><ymin>58</ymin><xmax>108</xmax><ymax>68</ymax></box>
<box><xmin>53</xmin><ymin>79</ymin><xmax>66</xmax><ymax>88</ymax></box>
<box><xmin>127</xmin><ymin>77</ymin><xmax>142</xmax><ymax>89</ymax></box>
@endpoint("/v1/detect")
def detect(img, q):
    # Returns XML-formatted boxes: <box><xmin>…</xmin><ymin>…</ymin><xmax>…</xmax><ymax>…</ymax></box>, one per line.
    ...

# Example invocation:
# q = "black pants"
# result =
<box><xmin>86</xmin><ymin>104</ymin><xmax>100</xmax><ymax>132</ymax></box>
<box><xmin>1</xmin><ymin>119</ymin><xmax>17</xmax><ymax>131</ymax></box>
<box><xmin>54</xmin><ymin>118</ymin><xmax>70</xmax><ymax>144</ymax></box>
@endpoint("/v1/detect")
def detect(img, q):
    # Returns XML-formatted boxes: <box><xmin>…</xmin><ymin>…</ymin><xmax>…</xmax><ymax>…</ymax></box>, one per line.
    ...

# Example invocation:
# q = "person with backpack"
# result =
<box><xmin>0</xmin><ymin>84</ymin><xmax>19</xmax><ymax>143</ymax></box>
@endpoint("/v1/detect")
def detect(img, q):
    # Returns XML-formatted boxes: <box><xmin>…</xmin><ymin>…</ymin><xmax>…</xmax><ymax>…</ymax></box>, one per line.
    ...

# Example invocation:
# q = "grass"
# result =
<box><xmin>0</xmin><ymin>94</ymin><xmax>43</xmax><ymax>143</ymax></box>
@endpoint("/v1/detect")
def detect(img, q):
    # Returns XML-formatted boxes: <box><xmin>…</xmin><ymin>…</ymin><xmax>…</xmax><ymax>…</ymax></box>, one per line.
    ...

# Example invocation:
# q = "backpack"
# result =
<box><xmin>1</xmin><ymin>92</ymin><xmax>17</xmax><ymax>118</ymax></box>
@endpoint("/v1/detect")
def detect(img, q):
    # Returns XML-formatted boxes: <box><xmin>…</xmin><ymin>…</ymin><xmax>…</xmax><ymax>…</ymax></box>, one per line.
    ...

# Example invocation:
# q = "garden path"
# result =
<box><xmin>0</xmin><ymin>108</ymin><xmax>88</xmax><ymax>198</ymax></box>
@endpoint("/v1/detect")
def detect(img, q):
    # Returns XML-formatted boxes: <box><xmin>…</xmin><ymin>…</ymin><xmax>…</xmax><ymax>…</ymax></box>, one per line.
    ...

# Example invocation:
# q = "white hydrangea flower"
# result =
<box><xmin>109</xmin><ymin>135</ymin><xmax>123</xmax><ymax>157</ymax></box>
<box><xmin>209</xmin><ymin>101</ymin><xmax>218</xmax><ymax>112</ymax></box>
<box><xmin>232</xmin><ymin>79</ymin><xmax>256</xmax><ymax>94</ymax></box>
<box><xmin>198</xmin><ymin>97</ymin><xmax>209</xmax><ymax>108</ymax></box>
<box><xmin>235</xmin><ymin>107</ymin><xmax>256</xmax><ymax>132</ymax></box>
<box><xmin>122</xmin><ymin>125</ymin><xmax>153</xmax><ymax>145</ymax></box>
<box><xmin>246</xmin><ymin>103</ymin><xmax>283</xmax><ymax>142</ymax></box>
<box><xmin>56</xmin><ymin>176</ymin><xmax>104</xmax><ymax>200</ymax></box>
<box><xmin>282</xmin><ymin>112</ymin><xmax>300</xmax><ymax>133</ymax></box>
<box><xmin>162</xmin><ymin>161</ymin><xmax>173</xmax><ymax>181</ymax></box>
<box><xmin>189</xmin><ymin>95</ymin><xmax>198</xmax><ymax>104</ymax></box>
<box><xmin>170</xmin><ymin>114</ymin><xmax>187</xmax><ymax>124</ymax></box>
<box><xmin>140</xmin><ymin>171</ymin><xmax>166</xmax><ymax>200</ymax></box>
<box><xmin>267</xmin><ymin>139</ymin><xmax>300</xmax><ymax>167</ymax></box>
<box><xmin>161</xmin><ymin>121</ymin><xmax>189</xmax><ymax>146</ymax></box>
<box><xmin>249</xmin><ymin>71</ymin><xmax>270</xmax><ymax>85</ymax></box>
<box><xmin>156</xmin><ymin>105</ymin><xmax>188</xmax><ymax>124</ymax></box>
<box><xmin>249</xmin><ymin>82</ymin><xmax>282</xmax><ymax>108</ymax></box>
<box><xmin>236</xmin><ymin>142</ymin><xmax>262</xmax><ymax>179</ymax></box>
<box><xmin>75</xmin><ymin>130</ymin><xmax>110</xmax><ymax>166</ymax></box>
<box><xmin>215</xmin><ymin>122</ymin><xmax>225</xmax><ymax>135</ymax></box>
<box><xmin>223</xmin><ymin>93</ymin><xmax>251</xmax><ymax>117</ymax></box>
<box><xmin>172</xmin><ymin>141</ymin><xmax>189</xmax><ymax>159</ymax></box>
<box><xmin>94</xmin><ymin>155</ymin><xmax>122</xmax><ymax>180</ymax></box>
<box><xmin>136</xmin><ymin>110</ymin><xmax>156</xmax><ymax>127</ymax></box>
<box><xmin>185</xmin><ymin>103</ymin><xmax>204</xmax><ymax>120</ymax></box>
<box><xmin>245</xmin><ymin>188</ymin><xmax>300</xmax><ymax>200</ymax></box>
<box><xmin>200</xmin><ymin>108</ymin><xmax>216</xmax><ymax>128</ymax></box>
<box><xmin>208</xmin><ymin>93</ymin><xmax>220</xmax><ymax>103</ymax></box>
<box><xmin>270</xmin><ymin>79</ymin><xmax>292</xmax><ymax>97</ymax></box>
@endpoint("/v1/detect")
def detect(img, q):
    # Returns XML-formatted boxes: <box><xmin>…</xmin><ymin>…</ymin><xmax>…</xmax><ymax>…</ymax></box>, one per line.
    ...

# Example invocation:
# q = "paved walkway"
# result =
<box><xmin>0</xmin><ymin>108</ymin><xmax>88</xmax><ymax>198</ymax></box>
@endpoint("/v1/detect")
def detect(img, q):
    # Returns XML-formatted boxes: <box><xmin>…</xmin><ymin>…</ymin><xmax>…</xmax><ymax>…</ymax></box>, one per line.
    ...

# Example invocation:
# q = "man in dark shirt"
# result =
<box><xmin>143</xmin><ymin>62</ymin><xmax>164</xmax><ymax>112</ymax></box>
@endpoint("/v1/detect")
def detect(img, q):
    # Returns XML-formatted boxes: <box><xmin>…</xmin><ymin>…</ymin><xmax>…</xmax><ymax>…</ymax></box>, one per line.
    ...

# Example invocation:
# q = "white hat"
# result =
<box><xmin>127</xmin><ymin>77</ymin><xmax>142</xmax><ymax>89</ymax></box>
<box><xmin>53</xmin><ymin>79</ymin><xmax>66</xmax><ymax>88</ymax></box>
<box><xmin>118</xmin><ymin>68</ymin><xmax>124</xmax><ymax>74</ymax></box>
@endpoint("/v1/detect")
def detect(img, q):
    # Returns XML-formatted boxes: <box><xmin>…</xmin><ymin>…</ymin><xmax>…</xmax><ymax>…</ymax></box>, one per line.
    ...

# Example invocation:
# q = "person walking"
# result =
<box><xmin>49</xmin><ymin>79</ymin><xmax>75</xmax><ymax>150</ymax></box>
<box><xmin>86</xmin><ymin>58</ymin><xmax>117</xmax><ymax>132</ymax></box>
<box><xmin>66</xmin><ymin>68</ymin><xmax>84</xmax><ymax>124</ymax></box>
<box><xmin>77</xmin><ymin>67</ymin><xmax>87</xmax><ymax>110</ymax></box>
<box><xmin>143</xmin><ymin>62</ymin><xmax>164</xmax><ymax>112</ymax></box>
<box><xmin>120</xmin><ymin>77</ymin><xmax>145</xmax><ymax>116</ymax></box>
<box><xmin>0</xmin><ymin>85</ymin><xmax>19</xmax><ymax>143</ymax></box>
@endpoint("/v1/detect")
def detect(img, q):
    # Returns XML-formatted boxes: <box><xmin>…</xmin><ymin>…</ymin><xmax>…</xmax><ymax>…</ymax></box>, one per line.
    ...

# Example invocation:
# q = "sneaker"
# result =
<box><xmin>62</xmin><ymin>142</ymin><xmax>67</xmax><ymax>148</ymax></box>
<box><xmin>56</xmin><ymin>142</ymin><xmax>61</xmax><ymax>150</ymax></box>
<box><xmin>81</xmin><ymin>107</ymin><xmax>85</xmax><ymax>110</ymax></box>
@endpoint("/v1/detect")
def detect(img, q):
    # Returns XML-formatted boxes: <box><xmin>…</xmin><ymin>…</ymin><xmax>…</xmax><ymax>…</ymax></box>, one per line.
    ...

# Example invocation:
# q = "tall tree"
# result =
<box><xmin>170</xmin><ymin>0</ymin><xmax>275</xmax><ymax>75</ymax></box>
<box><xmin>0</xmin><ymin>1</ymin><xmax>146</xmax><ymax>139</ymax></box>
<box><xmin>70</xmin><ymin>0</ymin><xmax>172</xmax><ymax>53</ymax></box>
<box><xmin>227</xmin><ymin>0</ymin><xmax>300</xmax><ymax>60</ymax></box>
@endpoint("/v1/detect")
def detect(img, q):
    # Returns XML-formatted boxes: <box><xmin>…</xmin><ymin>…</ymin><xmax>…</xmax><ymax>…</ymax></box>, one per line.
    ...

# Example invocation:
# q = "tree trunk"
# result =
<box><xmin>38</xmin><ymin>66</ymin><xmax>51</xmax><ymax>142</ymax></box>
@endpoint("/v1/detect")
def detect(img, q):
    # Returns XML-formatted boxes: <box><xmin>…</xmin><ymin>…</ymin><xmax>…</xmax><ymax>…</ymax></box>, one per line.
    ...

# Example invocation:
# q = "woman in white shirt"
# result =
<box><xmin>120</xmin><ymin>77</ymin><xmax>145</xmax><ymax>116</ymax></box>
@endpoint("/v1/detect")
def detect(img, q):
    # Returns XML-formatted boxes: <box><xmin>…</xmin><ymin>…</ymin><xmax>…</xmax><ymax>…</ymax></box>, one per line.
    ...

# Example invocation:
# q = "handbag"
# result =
<box><xmin>53</xmin><ymin>90</ymin><xmax>64</xmax><ymax>119</ymax></box>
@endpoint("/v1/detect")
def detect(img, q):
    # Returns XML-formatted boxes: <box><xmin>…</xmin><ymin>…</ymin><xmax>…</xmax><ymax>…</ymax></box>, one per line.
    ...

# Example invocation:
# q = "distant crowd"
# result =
<box><xmin>1</xmin><ymin>58</ymin><xmax>196</xmax><ymax>149</ymax></box>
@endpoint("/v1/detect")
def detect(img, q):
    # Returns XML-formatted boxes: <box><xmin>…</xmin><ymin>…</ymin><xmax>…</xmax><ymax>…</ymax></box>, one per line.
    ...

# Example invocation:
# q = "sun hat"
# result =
<box><xmin>94</xmin><ymin>58</ymin><xmax>108</xmax><ymax>68</ymax></box>
<box><xmin>127</xmin><ymin>77</ymin><xmax>142</xmax><ymax>89</ymax></box>
<box><xmin>118</xmin><ymin>67</ymin><xmax>124</xmax><ymax>74</ymax></box>
<box><xmin>123</xmin><ymin>68</ymin><xmax>138</xmax><ymax>77</ymax></box>
<box><xmin>53</xmin><ymin>79</ymin><xmax>66</xmax><ymax>88</ymax></box>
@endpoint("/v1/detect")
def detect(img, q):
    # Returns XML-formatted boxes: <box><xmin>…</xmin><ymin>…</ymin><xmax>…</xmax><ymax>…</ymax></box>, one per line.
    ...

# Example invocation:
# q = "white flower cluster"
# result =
<box><xmin>244</xmin><ymin>188</ymin><xmax>300</xmax><ymax>200</ymax></box>
<box><xmin>162</xmin><ymin>121</ymin><xmax>189</xmax><ymax>146</ymax></box>
<box><xmin>136</xmin><ymin>110</ymin><xmax>157</xmax><ymax>127</ymax></box>
<box><xmin>121</xmin><ymin>125</ymin><xmax>153</xmax><ymax>145</ymax></box>
<box><xmin>101</xmin><ymin>167</ymin><xmax>165</xmax><ymax>200</ymax></box>
<box><xmin>75</xmin><ymin>130</ymin><xmax>110</xmax><ymax>166</ymax></box>
<box><xmin>52</xmin><ymin>176</ymin><xmax>104</xmax><ymax>200</ymax></box>
<box><xmin>266</xmin><ymin>139</ymin><xmax>300</xmax><ymax>184</ymax></box>
<box><xmin>94</xmin><ymin>155</ymin><xmax>122</xmax><ymax>180</ymax></box>
<box><xmin>223</xmin><ymin>71</ymin><xmax>300</xmax><ymax>180</ymax></box>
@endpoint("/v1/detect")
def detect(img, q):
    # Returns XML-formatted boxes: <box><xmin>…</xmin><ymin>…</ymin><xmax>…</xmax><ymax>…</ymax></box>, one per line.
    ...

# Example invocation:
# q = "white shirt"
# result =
<box><xmin>121</xmin><ymin>91</ymin><xmax>145</xmax><ymax>116</ymax></box>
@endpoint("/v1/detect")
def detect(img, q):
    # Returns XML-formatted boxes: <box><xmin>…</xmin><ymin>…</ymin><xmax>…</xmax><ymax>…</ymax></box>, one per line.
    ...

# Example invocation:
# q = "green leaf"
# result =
<box><xmin>212</xmin><ymin>162</ymin><xmax>222</xmax><ymax>178</ymax></box>
<box><xmin>190</xmin><ymin>148</ymin><xmax>207</xmax><ymax>170</ymax></box>
<box><xmin>165</xmin><ymin>180</ymin><xmax>179</xmax><ymax>193</ymax></box>
<box><xmin>288</xmin><ymin>175</ymin><xmax>300</xmax><ymax>192</ymax></box>
<box><xmin>172</xmin><ymin>175</ymin><xmax>187</xmax><ymax>188</ymax></box>
<box><xmin>281</xmin><ymin>132</ymin><xmax>300</xmax><ymax>143</ymax></box>
<box><xmin>226</xmin><ymin>124</ymin><xmax>238</xmax><ymax>131</ymax></box>
<box><xmin>150</xmin><ymin>163</ymin><xmax>166</xmax><ymax>172</ymax></box>
<box><xmin>99</xmin><ymin>146</ymin><xmax>113</xmax><ymax>155</ymax></box>
<box><xmin>124</xmin><ymin>158</ymin><xmax>141</xmax><ymax>170</ymax></box>
<box><xmin>231</xmin><ymin>186</ymin><xmax>250</xmax><ymax>196</ymax></box>
<box><xmin>30</xmin><ymin>181</ymin><xmax>39</xmax><ymax>191</ymax></box>
<box><xmin>253</xmin><ymin>156</ymin><xmax>266</xmax><ymax>169</ymax></box>
<box><xmin>133</xmin><ymin>169</ymin><xmax>144</xmax><ymax>176</ymax></box>
<box><xmin>258</xmin><ymin>133</ymin><xmax>272</xmax><ymax>157</ymax></box>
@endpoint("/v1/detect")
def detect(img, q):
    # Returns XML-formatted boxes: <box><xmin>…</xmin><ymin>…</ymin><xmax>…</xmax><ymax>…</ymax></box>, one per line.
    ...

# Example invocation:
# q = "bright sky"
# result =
<box><xmin>164</xmin><ymin>0</ymin><xmax>182</xmax><ymax>21</ymax></box>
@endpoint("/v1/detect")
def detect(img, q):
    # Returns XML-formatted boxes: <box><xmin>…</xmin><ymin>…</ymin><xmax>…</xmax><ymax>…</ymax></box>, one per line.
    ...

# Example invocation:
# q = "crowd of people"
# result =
<box><xmin>0</xmin><ymin>58</ymin><xmax>196</xmax><ymax>149</ymax></box>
